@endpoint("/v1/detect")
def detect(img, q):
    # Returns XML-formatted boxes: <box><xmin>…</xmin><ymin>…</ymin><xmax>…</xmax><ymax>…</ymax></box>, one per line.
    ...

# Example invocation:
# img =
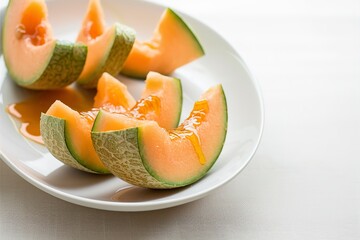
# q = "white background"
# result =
<box><xmin>1</xmin><ymin>0</ymin><xmax>360</xmax><ymax>239</ymax></box>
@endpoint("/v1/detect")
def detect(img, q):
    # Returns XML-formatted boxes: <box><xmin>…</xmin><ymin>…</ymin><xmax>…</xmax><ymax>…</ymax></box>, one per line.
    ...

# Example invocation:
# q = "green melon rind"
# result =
<box><xmin>3</xmin><ymin>40</ymin><xmax>87</xmax><ymax>90</ymax></box>
<box><xmin>77</xmin><ymin>23</ymin><xmax>136</xmax><ymax>88</ymax></box>
<box><xmin>0</xmin><ymin>7</ymin><xmax>4</xmax><ymax>55</ymax></box>
<box><xmin>91</xmin><ymin>127</ymin><xmax>176</xmax><ymax>189</ymax></box>
<box><xmin>169</xmin><ymin>77</ymin><xmax>183</xmax><ymax>128</ymax></box>
<box><xmin>91</xmin><ymin>86</ymin><xmax>228</xmax><ymax>189</ymax></box>
<box><xmin>40</xmin><ymin>113</ymin><xmax>109</xmax><ymax>174</ymax></box>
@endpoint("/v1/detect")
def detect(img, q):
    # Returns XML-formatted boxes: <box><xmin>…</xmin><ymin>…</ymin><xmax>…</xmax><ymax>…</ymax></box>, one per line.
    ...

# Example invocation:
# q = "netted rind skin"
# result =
<box><xmin>10</xmin><ymin>41</ymin><xmax>87</xmax><ymax>90</ymax></box>
<box><xmin>91</xmin><ymin>128</ymin><xmax>177</xmax><ymax>189</ymax></box>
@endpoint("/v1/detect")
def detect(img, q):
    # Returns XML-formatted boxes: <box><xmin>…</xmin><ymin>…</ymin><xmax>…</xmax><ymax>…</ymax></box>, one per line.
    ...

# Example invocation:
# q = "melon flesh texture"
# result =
<box><xmin>76</xmin><ymin>0</ymin><xmax>135</xmax><ymax>88</ymax></box>
<box><xmin>40</xmin><ymin>72</ymin><xmax>182</xmax><ymax>173</ymax></box>
<box><xmin>2</xmin><ymin>0</ymin><xmax>87</xmax><ymax>89</ymax></box>
<box><xmin>121</xmin><ymin>8</ymin><xmax>205</xmax><ymax>79</ymax></box>
<box><xmin>91</xmin><ymin>85</ymin><xmax>227</xmax><ymax>188</ymax></box>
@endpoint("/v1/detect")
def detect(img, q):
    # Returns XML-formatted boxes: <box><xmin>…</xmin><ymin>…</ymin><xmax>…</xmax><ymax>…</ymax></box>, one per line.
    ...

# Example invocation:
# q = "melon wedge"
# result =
<box><xmin>41</xmin><ymin>101</ymin><xmax>109</xmax><ymax>173</ymax></box>
<box><xmin>121</xmin><ymin>8</ymin><xmax>204</xmax><ymax>79</ymax></box>
<box><xmin>76</xmin><ymin>0</ymin><xmax>135</xmax><ymax>88</ymax></box>
<box><xmin>93</xmin><ymin>72</ymin><xmax>136</xmax><ymax>109</ymax></box>
<box><xmin>2</xmin><ymin>0</ymin><xmax>87</xmax><ymax>89</ymax></box>
<box><xmin>91</xmin><ymin>85</ymin><xmax>227</xmax><ymax>188</ymax></box>
<box><xmin>40</xmin><ymin>72</ymin><xmax>182</xmax><ymax>173</ymax></box>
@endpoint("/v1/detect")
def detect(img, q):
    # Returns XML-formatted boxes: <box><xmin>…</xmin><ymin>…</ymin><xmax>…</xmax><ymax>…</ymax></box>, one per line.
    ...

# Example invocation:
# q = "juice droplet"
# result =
<box><xmin>128</xmin><ymin>95</ymin><xmax>160</xmax><ymax>120</ymax></box>
<box><xmin>80</xmin><ymin>104</ymin><xmax>127</xmax><ymax>124</ymax></box>
<box><xmin>169</xmin><ymin>100</ymin><xmax>209</xmax><ymax>165</ymax></box>
<box><xmin>80</xmin><ymin>108</ymin><xmax>100</xmax><ymax>124</ymax></box>
<box><xmin>101</xmin><ymin>104</ymin><xmax>127</xmax><ymax>114</ymax></box>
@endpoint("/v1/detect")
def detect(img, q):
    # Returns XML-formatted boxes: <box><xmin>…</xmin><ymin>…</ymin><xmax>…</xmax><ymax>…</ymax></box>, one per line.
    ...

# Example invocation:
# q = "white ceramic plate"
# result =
<box><xmin>0</xmin><ymin>0</ymin><xmax>264</xmax><ymax>211</ymax></box>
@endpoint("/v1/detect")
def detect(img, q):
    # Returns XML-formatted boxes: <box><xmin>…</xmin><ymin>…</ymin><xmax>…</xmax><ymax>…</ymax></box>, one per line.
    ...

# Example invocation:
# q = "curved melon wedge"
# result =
<box><xmin>40</xmin><ymin>72</ymin><xmax>182</xmax><ymax>173</ymax></box>
<box><xmin>91</xmin><ymin>85</ymin><xmax>227</xmax><ymax>188</ymax></box>
<box><xmin>121</xmin><ymin>8</ymin><xmax>204</xmax><ymax>79</ymax></box>
<box><xmin>41</xmin><ymin>101</ymin><xmax>108</xmax><ymax>173</ymax></box>
<box><xmin>2</xmin><ymin>0</ymin><xmax>87</xmax><ymax>89</ymax></box>
<box><xmin>76</xmin><ymin>0</ymin><xmax>135</xmax><ymax>88</ymax></box>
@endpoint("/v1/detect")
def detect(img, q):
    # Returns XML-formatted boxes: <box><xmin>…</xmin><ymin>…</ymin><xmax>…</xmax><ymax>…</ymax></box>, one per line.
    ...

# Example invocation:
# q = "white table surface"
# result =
<box><xmin>1</xmin><ymin>0</ymin><xmax>360</xmax><ymax>239</ymax></box>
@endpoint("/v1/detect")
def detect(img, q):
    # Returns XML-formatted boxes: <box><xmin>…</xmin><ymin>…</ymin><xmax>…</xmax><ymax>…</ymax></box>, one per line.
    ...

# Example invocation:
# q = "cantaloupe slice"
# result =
<box><xmin>121</xmin><ymin>8</ymin><xmax>205</xmax><ymax>79</ymax></box>
<box><xmin>76</xmin><ymin>0</ymin><xmax>135</xmax><ymax>88</ymax></box>
<box><xmin>40</xmin><ymin>72</ymin><xmax>182</xmax><ymax>173</ymax></box>
<box><xmin>2</xmin><ymin>0</ymin><xmax>87</xmax><ymax>89</ymax></box>
<box><xmin>91</xmin><ymin>85</ymin><xmax>227</xmax><ymax>188</ymax></box>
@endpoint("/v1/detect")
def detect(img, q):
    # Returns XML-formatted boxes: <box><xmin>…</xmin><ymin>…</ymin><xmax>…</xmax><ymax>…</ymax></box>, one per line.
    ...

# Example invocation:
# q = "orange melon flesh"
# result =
<box><xmin>18</xmin><ymin>0</ymin><xmax>50</xmax><ymax>46</ymax></box>
<box><xmin>76</xmin><ymin>0</ymin><xmax>105</xmax><ymax>43</ymax></box>
<box><xmin>93</xmin><ymin>72</ymin><xmax>136</xmax><ymax>109</ymax></box>
<box><xmin>76</xmin><ymin>0</ymin><xmax>106</xmax><ymax>82</ymax></box>
<box><xmin>76</xmin><ymin>0</ymin><xmax>135</xmax><ymax>88</ymax></box>
<box><xmin>121</xmin><ymin>8</ymin><xmax>205</xmax><ymax>79</ymax></box>
<box><xmin>92</xmin><ymin>85</ymin><xmax>227</xmax><ymax>188</ymax></box>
